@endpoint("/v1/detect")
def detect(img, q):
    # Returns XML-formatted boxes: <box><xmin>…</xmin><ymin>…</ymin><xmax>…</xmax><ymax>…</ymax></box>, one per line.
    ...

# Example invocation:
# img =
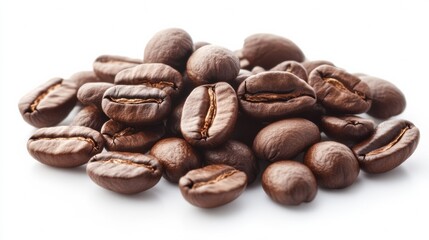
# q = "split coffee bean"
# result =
<box><xmin>321</xmin><ymin>115</ymin><xmax>375</xmax><ymax>143</ymax></box>
<box><xmin>93</xmin><ymin>55</ymin><xmax>142</xmax><ymax>83</ymax></box>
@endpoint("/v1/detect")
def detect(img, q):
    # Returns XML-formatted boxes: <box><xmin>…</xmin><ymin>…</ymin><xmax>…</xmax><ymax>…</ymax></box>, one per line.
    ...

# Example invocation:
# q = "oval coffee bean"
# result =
<box><xmin>18</xmin><ymin>78</ymin><xmax>77</xmax><ymax>128</ymax></box>
<box><xmin>230</xmin><ymin>69</ymin><xmax>253</xmax><ymax>91</ymax></box>
<box><xmin>308</xmin><ymin>65</ymin><xmax>371</xmax><ymax>114</ymax></box>
<box><xmin>304</xmin><ymin>141</ymin><xmax>360</xmax><ymax>189</ymax></box>
<box><xmin>114</xmin><ymin>63</ymin><xmax>183</xmax><ymax>98</ymax></box>
<box><xmin>70</xmin><ymin>105</ymin><xmax>108</xmax><ymax>131</ymax></box>
<box><xmin>179</xmin><ymin>164</ymin><xmax>247</xmax><ymax>208</ymax></box>
<box><xmin>253</xmin><ymin>118</ymin><xmax>320</xmax><ymax>162</ymax></box>
<box><xmin>101</xmin><ymin>119</ymin><xmax>165</xmax><ymax>153</ymax></box>
<box><xmin>193</xmin><ymin>41</ymin><xmax>210</xmax><ymax>51</ymax></box>
<box><xmin>69</xmin><ymin>71</ymin><xmax>101</xmax><ymax>88</ymax></box>
<box><xmin>251</xmin><ymin>66</ymin><xmax>266</xmax><ymax>74</ymax></box>
<box><xmin>150</xmin><ymin>138</ymin><xmax>201</xmax><ymax>183</ymax></box>
<box><xmin>166</xmin><ymin>100</ymin><xmax>185</xmax><ymax>137</ymax></box>
<box><xmin>181</xmin><ymin>82</ymin><xmax>238</xmax><ymax>148</ymax></box>
<box><xmin>102</xmin><ymin>85</ymin><xmax>171</xmax><ymax>126</ymax></box>
<box><xmin>87</xmin><ymin>152</ymin><xmax>163</xmax><ymax>194</ymax></box>
<box><xmin>352</xmin><ymin>119</ymin><xmax>419</xmax><ymax>174</ymax></box>
<box><xmin>302</xmin><ymin>60</ymin><xmax>334</xmax><ymax>75</ymax></box>
<box><xmin>27</xmin><ymin>126</ymin><xmax>104</xmax><ymax>168</ymax></box>
<box><xmin>262</xmin><ymin>161</ymin><xmax>317</xmax><ymax>205</ymax></box>
<box><xmin>93</xmin><ymin>55</ymin><xmax>142</xmax><ymax>83</ymax></box>
<box><xmin>237</xmin><ymin>71</ymin><xmax>316</xmax><ymax>120</ymax></box>
<box><xmin>77</xmin><ymin>82</ymin><xmax>114</xmax><ymax>110</ymax></box>
<box><xmin>270</xmin><ymin>60</ymin><xmax>308</xmax><ymax>81</ymax></box>
<box><xmin>321</xmin><ymin>115</ymin><xmax>375</xmax><ymax>142</ymax></box>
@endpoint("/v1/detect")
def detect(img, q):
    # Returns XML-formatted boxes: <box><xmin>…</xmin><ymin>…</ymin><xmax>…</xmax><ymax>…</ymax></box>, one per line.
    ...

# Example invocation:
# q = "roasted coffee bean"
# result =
<box><xmin>270</xmin><ymin>60</ymin><xmax>308</xmax><ymax>81</ymax></box>
<box><xmin>203</xmin><ymin>140</ymin><xmax>259</xmax><ymax>184</ymax></box>
<box><xmin>253</xmin><ymin>118</ymin><xmax>320</xmax><ymax>162</ymax></box>
<box><xmin>181</xmin><ymin>82</ymin><xmax>238</xmax><ymax>148</ymax></box>
<box><xmin>18</xmin><ymin>78</ymin><xmax>77</xmax><ymax>128</ymax></box>
<box><xmin>101</xmin><ymin>119</ymin><xmax>165</xmax><ymax>153</ymax></box>
<box><xmin>102</xmin><ymin>85</ymin><xmax>171</xmax><ymax>126</ymax></box>
<box><xmin>179</xmin><ymin>164</ymin><xmax>247</xmax><ymax>208</ymax></box>
<box><xmin>262</xmin><ymin>161</ymin><xmax>317</xmax><ymax>205</ymax></box>
<box><xmin>308</xmin><ymin>65</ymin><xmax>371</xmax><ymax>114</ymax></box>
<box><xmin>150</xmin><ymin>138</ymin><xmax>201</xmax><ymax>183</ymax></box>
<box><xmin>359</xmin><ymin>75</ymin><xmax>406</xmax><ymax>119</ymax></box>
<box><xmin>194</xmin><ymin>41</ymin><xmax>210</xmax><ymax>50</ymax></box>
<box><xmin>77</xmin><ymin>82</ymin><xmax>114</xmax><ymax>110</ymax></box>
<box><xmin>237</xmin><ymin>72</ymin><xmax>316</xmax><ymax>120</ymax></box>
<box><xmin>144</xmin><ymin>28</ymin><xmax>193</xmax><ymax>72</ymax></box>
<box><xmin>251</xmin><ymin>66</ymin><xmax>266</xmax><ymax>74</ymax></box>
<box><xmin>70</xmin><ymin>105</ymin><xmax>108</xmax><ymax>131</ymax></box>
<box><xmin>69</xmin><ymin>71</ymin><xmax>101</xmax><ymax>88</ymax></box>
<box><xmin>93</xmin><ymin>55</ymin><xmax>142</xmax><ymax>83</ymax></box>
<box><xmin>87</xmin><ymin>152</ymin><xmax>163</xmax><ymax>194</ymax></box>
<box><xmin>304</xmin><ymin>141</ymin><xmax>360</xmax><ymax>189</ymax></box>
<box><xmin>114</xmin><ymin>63</ymin><xmax>183</xmax><ymax>98</ymax></box>
<box><xmin>186</xmin><ymin>45</ymin><xmax>240</xmax><ymax>87</ymax></box>
<box><xmin>166</xmin><ymin>100</ymin><xmax>184</xmax><ymax>137</ymax></box>
<box><xmin>241</xmin><ymin>33</ymin><xmax>305</xmax><ymax>69</ymax></box>
<box><xmin>352</xmin><ymin>119</ymin><xmax>419</xmax><ymax>174</ymax></box>
<box><xmin>302</xmin><ymin>60</ymin><xmax>334</xmax><ymax>75</ymax></box>
<box><xmin>230</xmin><ymin>69</ymin><xmax>253</xmax><ymax>91</ymax></box>
<box><xmin>27</xmin><ymin>126</ymin><xmax>104</xmax><ymax>168</ymax></box>
<box><xmin>321</xmin><ymin>115</ymin><xmax>375</xmax><ymax>142</ymax></box>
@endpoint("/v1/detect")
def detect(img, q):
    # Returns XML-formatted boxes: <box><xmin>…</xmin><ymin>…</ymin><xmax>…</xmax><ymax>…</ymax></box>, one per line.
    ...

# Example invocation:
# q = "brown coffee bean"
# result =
<box><xmin>308</xmin><ymin>65</ymin><xmax>371</xmax><ymax>114</ymax></box>
<box><xmin>70</xmin><ymin>105</ymin><xmax>108</xmax><ymax>131</ymax></box>
<box><xmin>352</xmin><ymin>119</ymin><xmax>419</xmax><ymax>174</ymax></box>
<box><xmin>77</xmin><ymin>82</ymin><xmax>114</xmax><ymax>110</ymax></box>
<box><xmin>253</xmin><ymin>118</ymin><xmax>320</xmax><ymax>162</ymax></box>
<box><xmin>181</xmin><ymin>82</ymin><xmax>238</xmax><ymax>148</ymax></box>
<box><xmin>321</xmin><ymin>115</ymin><xmax>375</xmax><ymax>142</ymax></box>
<box><xmin>27</xmin><ymin>126</ymin><xmax>104</xmax><ymax>168</ymax></box>
<box><xmin>18</xmin><ymin>78</ymin><xmax>77</xmax><ymax>128</ymax></box>
<box><xmin>302</xmin><ymin>60</ymin><xmax>334</xmax><ymax>74</ymax></box>
<box><xmin>193</xmin><ymin>41</ymin><xmax>210</xmax><ymax>51</ymax></box>
<box><xmin>304</xmin><ymin>141</ymin><xmax>360</xmax><ymax>189</ymax></box>
<box><xmin>262</xmin><ymin>161</ymin><xmax>317</xmax><ymax>205</ymax></box>
<box><xmin>230</xmin><ymin>69</ymin><xmax>253</xmax><ymax>91</ymax></box>
<box><xmin>166</xmin><ymin>100</ymin><xmax>185</xmax><ymax>137</ymax></box>
<box><xmin>150</xmin><ymin>138</ymin><xmax>201</xmax><ymax>183</ymax></box>
<box><xmin>270</xmin><ymin>60</ymin><xmax>308</xmax><ymax>81</ymax></box>
<box><xmin>186</xmin><ymin>45</ymin><xmax>240</xmax><ymax>87</ymax></box>
<box><xmin>93</xmin><ymin>55</ymin><xmax>142</xmax><ymax>82</ymax></box>
<box><xmin>69</xmin><ymin>71</ymin><xmax>101</xmax><ymax>88</ymax></box>
<box><xmin>251</xmin><ymin>66</ymin><xmax>266</xmax><ymax>74</ymax></box>
<box><xmin>87</xmin><ymin>152</ymin><xmax>163</xmax><ymax>194</ymax></box>
<box><xmin>179</xmin><ymin>164</ymin><xmax>247</xmax><ymax>208</ymax></box>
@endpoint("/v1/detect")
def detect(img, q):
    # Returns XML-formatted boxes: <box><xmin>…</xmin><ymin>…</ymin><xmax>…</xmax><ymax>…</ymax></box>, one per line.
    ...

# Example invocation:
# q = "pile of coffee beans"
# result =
<box><xmin>19</xmin><ymin>28</ymin><xmax>420</xmax><ymax>208</ymax></box>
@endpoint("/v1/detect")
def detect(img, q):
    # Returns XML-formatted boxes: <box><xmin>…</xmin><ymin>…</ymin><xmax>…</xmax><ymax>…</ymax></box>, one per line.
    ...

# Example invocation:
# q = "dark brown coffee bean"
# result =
<box><xmin>302</xmin><ymin>60</ymin><xmax>334</xmax><ymax>74</ymax></box>
<box><xmin>87</xmin><ymin>152</ymin><xmax>163</xmax><ymax>194</ymax></box>
<box><xmin>70</xmin><ymin>105</ymin><xmax>108</xmax><ymax>131</ymax></box>
<box><xmin>270</xmin><ymin>60</ymin><xmax>308</xmax><ymax>82</ymax></box>
<box><xmin>251</xmin><ymin>66</ymin><xmax>266</xmax><ymax>74</ymax></box>
<box><xmin>93</xmin><ymin>55</ymin><xmax>142</xmax><ymax>83</ymax></box>
<box><xmin>253</xmin><ymin>118</ymin><xmax>320</xmax><ymax>162</ymax></box>
<box><xmin>186</xmin><ymin>45</ymin><xmax>240</xmax><ymax>87</ymax></box>
<box><xmin>27</xmin><ymin>126</ymin><xmax>104</xmax><ymax>168</ymax></box>
<box><xmin>304</xmin><ymin>141</ymin><xmax>360</xmax><ymax>189</ymax></box>
<box><xmin>101</xmin><ymin>119</ymin><xmax>165</xmax><ymax>153</ymax></box>
<box><xmin>77</xmin><ymin>82</ymin><xmax>114</xmax><ymax>110</ymax></box>
<box><xmin>114</xmin><ymin>63</ymin><xmax>183</xmax><ymax>98</ymax></box>
<box><xmin>179</xmin><ymin>164</ymin><xmax>247</xmax><ymax>208</ymax></box>
<box><xmin>262</xmin><ymin>161</ymin><xmax>317</xmax><ymax>205</ymax></box>
<box><xmin>230</xmin><ymin>69</ymin><xmax>253</xmax><ymax>91</ymax></box>
<box><xmin>69</xmin><ymin>71</ymin><xmax>101</xmax><ymax>88</ymax></box>
<box><xmin>359</xmin><ymin>75</ymin><xmax>406</xmax><ymax>119</ymax></box>
<box><xmin>18</xmin><ymin>78</ymin><xmax>77</xmax><ymax>128</ymax></box>
<box><xmin>181</xmin><ymin>82</ymin><xmax>238</xmax><ymax>148</ymax></box>
<box><xmin>102</xmin><ymin>85</ymin><xmax>171</xmax><ymax>126</ymax></box>
<box><xmin>194</xmin><ymin>41</ymin><xmax>210</xmax><ymax>51</ymax></box>
<box><xmin>352</xmin><ymin>119</ymin><xmax>419</xmax><ymax>174</ymax></box>
<box><xmin>241</xmin><ymin>33</ymin><xmax>305</xmax><ymax>69</ymax></box>
<box><xmin>166</xmin><ymin>100</ymin><xmax>184</xmax><ymax>137</ymax></box>
<box><xmin>150</xmin><ymin>138</ymin><xmax>201</xmax><ymax>183</ymax></box>
<box><xmin>237</xmin><ymin>72</ymin><xmax>316</xmax><ymax>120</ymax></box>
<box><xmin>321</xmin><ymin>115</ymin><xmax>375</xmax><ymax>142</ymax></box>
<box><xmin>308</xmin><ymin>65</ymin><xmax>371</xmax><ymax>114</ymax></box>
<box><xmin>144</xmin><ymin>28</ymin><xmax>193</xmax><ymax>72</ymax></box>
<box><xmin>203</xmin><ymin>140</ymin><xmax>259</xmax><ymax>184</ymax></box>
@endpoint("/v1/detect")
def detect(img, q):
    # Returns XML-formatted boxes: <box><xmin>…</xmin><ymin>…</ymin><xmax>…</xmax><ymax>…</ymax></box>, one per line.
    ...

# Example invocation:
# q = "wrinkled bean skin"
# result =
<box><xmin>93</xmin><ymin>55</ymin><xmax>143</xmax><ymax>83</ymax></box>
<box><xmin>352</xmin><ymin>119</ymin><xmax>419</xmax><ymax>174</ymax></box>
<box><xmin>230</xmin><ymin>69</ymin><xmax>253</xmax><ymax>91</ymax></box>
<box><xmin>270</xmin><ymin>61</ymin><xmax>308</xmax><ymax>82</ymax></box>
<box><xmin>77</xmin><ymin>82</ymin><xmax>114</xmax><ymax>110</ymax></box>
<box><xmin>321</xmin><ymin>115</ymin><xmax>375</xmax><ymax>142</ymax></box>
<box><xmin>71</xmin><ymin>105</ymin><xmax>108</xmax><ymax>131</ymax></box>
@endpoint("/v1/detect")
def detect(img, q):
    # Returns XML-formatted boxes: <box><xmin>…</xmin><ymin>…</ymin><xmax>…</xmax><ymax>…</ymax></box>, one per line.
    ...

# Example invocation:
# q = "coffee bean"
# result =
<box><xmin>321</xmin><ymin>115</ymin><xmax>375</xmax><ymax>142</ymax></box>
<box><xmin>77</xmin><ymin>82</ymin><xmax>114</xmax><ymax>110</ymax></box>
<box><xmin>69</xmin><ymin>71</ymin><xmax>101</xmax><ymax>88</ymax></box>
<box><xmin>179</xmin><ymin>164</ymin><xmax>247</xmax><ymax>208</ymax></box>
<box><xmin>27</xmin><ymin>126</ymin><xmax>104</xmax><ymax>168</ymax></box>
<box><xmin>150</xmin><ymin>138</ymin><xmax>201</xmax><ymax>183</ymax></box>
<box><xmin>241</xmin><ymin>33</ymin><xmax>305</xmax><ymax>69</ymax></box>
<box><xmin>302</xmin><ymin>60</ymin><xmax>334</xmax><ymax>75</ymax></box>
<box><xmin>304</xmin><ymin>141</ymin><xmax>360</xmax><ymax>189</ymax></box>
<box><xmin>203</xmin><ymin>140</ymin><xmax>259</xmax><ymax>184</ymax></box>
<box><xmin>93</xmin><ymin>55</ymin><xmax>142</xmax><ymax>83</ymax></box>
<box><xmin>144</xmin><ymin>28</ymin><xmax>193</xmax><ymax>72</ymax></box>
<box><xmin>87</xmin><ymin>152</ymin><xmax>163</xmax><ymax>194</ymax></box>
<box><xmin>102</xmin><ymin>85</ymin><xmax>171</xmax><ymax>126</ymax></box>
<box><xmin>166</xmin><ymin>100</ymin><xmax>184</xmax><ymax>137</ymax></box>
<box><xmin>237</xmin><ymin>72</ymin><xmax>316</xmax><ymax>120</ymax></box>
<box><xmin>270</xmin><ymin>60</ymin><xmax>308</xmax><ymax>81</ymax></box>
<box><xmin>359</xmin><ymin>75</ymin><xmax>406</xmax><ymax>119</ymax></box>
<box><xmin>262</xmin><ymin>161</ymin><xmax>317</xmax><ymax>205</ymax></box>
<box><xmin>101</xmin><ymin>119</ymin><xmax>165</xmax><ymax>153</ymax></box>
<box><xmin>193</xmin><ymin>41</ymin><xmax>210</xmax><ymax>51</ymax></box>
<box><xmin>186</xmin><ymin>45</ymin><xmax>240</xmax><ymax>86</ymax></box>
<box><xmin>253</xmin><ymin>118</ymin><xmax>320</xmax><ymax>162</ymax></box>
<box><xmin>70</xmin><ymin>105</ymin><xmax>108</xmax><ymax>131</ymax></box>
<box><xmin>230</xmin><ymin>69</ymin><xmax>253</xmax><ymax>91</ymax></box>
<box><xmin>181</xmin><ymin>82</ymin><xmax>238</xmax><ymax>148</ymax></box>
<box><xmin>308</xmin><ymin>65</ymin><xmax>371</xmax><ymax>114</ymax></box>
<box><xmin>18</xmin><ymin>78</ymin><xmax>77</xmax><ymax>128</ymax></box>
<box><xmin>352</xmin><ymin>119</ymin><xmax>419</xmax><ymax>174</ymax></box>
<box><xmin>251</xmin><ymin>66</ymin><xmax>266</xmax><ymax>74</ymax></box>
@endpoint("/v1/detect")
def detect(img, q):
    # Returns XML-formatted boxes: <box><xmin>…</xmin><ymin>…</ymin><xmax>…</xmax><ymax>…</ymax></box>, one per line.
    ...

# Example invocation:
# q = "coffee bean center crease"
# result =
<box><xmin>29</xmin><ymin>83</ymin><xmax>62</xmax><ymax>112</ymax></box>
<box><xmin>191</xmin><ymin>170</ymin><xmax>239</xmax><ymax>189</ymax></box>
<box><xmin>109</xmin><ymin>97</ymin><xmax>163</xmax><ymax>104</ymax></box>
<box><xmin>366</xmin><ymin>125</ymin><xmax>411</xmax><ymax>156</ymax></box>
<box><xmin>200</xmin><ymin>86</ymin><xmax>216</xmax><ymax>139</ymax></box>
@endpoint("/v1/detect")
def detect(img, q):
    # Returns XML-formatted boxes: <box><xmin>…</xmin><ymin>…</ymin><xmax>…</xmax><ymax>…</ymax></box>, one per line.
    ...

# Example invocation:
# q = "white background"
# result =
<box><xmin>1</xmin><ymin>0</ymin><xmax>428</xmax><ymax>239</ymax></box>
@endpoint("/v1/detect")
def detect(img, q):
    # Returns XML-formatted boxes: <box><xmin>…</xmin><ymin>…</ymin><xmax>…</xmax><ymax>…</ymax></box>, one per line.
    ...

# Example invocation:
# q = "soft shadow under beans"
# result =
<box><xmin>32</xmin><ymin>163</ymin><xmax>87</xmax><ymax>177</ymax></box>
<box><xmin>195</xmin><ymin>196</ymin><xmax>246</xmax><ymax>217</ymax></box>
<box><xmin>362</xmin><ymin>166</ymin><xmax>409</xmax><ymax>182</ymax></box>
<box><xmin>318</xmin><ymin>176</ymin><xmax>365</xmax><ymax>195</ymax></box>
<box><xmin>267</xmin><ymin>195</ymin><xmax>320</xmax><ymax>212</ymax></box>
